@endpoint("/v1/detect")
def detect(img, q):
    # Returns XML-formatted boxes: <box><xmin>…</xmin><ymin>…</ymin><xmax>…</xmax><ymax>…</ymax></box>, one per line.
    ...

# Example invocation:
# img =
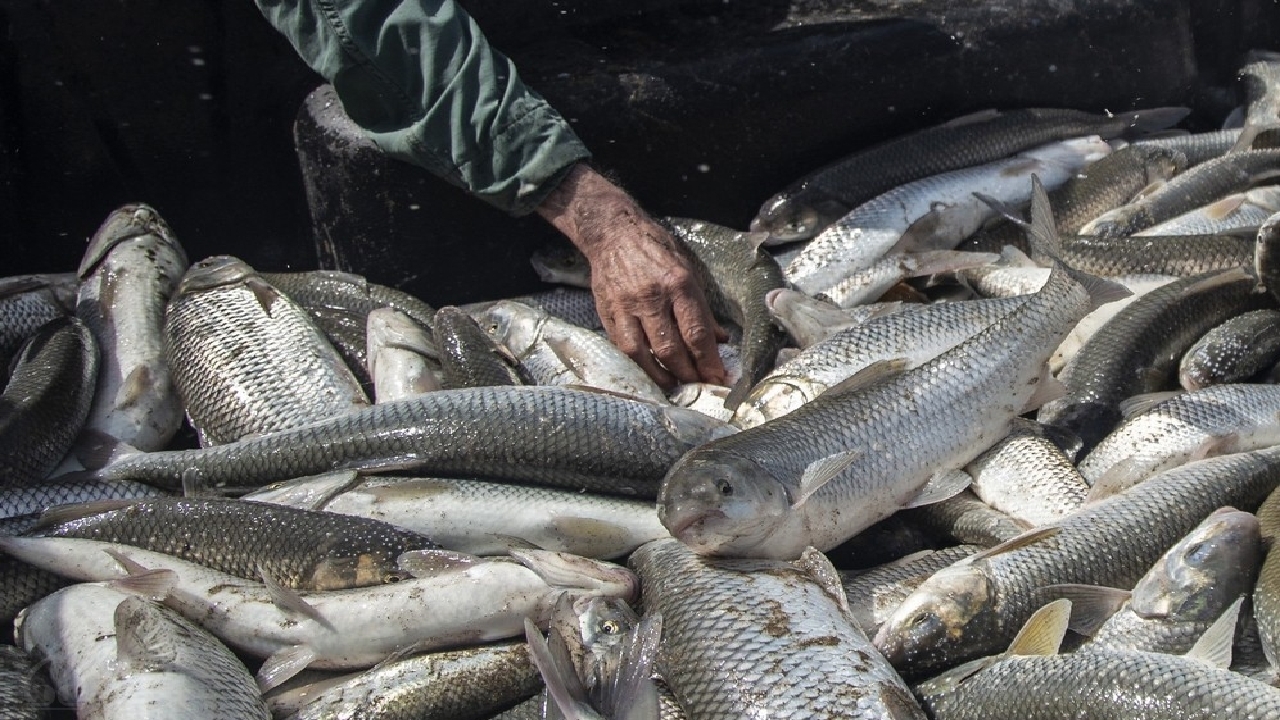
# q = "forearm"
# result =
<box><xmin>253</xmin><ymin>0</ymin><xmax>590</xmax><ymax>215</ymax></box>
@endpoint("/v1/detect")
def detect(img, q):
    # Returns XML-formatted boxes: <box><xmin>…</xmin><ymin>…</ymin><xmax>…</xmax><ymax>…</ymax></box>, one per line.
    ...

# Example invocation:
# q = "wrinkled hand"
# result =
<box><xmin>536</xmin><ymin>163</ymin><xmax>727</xmax><ymax>389</ymax></box>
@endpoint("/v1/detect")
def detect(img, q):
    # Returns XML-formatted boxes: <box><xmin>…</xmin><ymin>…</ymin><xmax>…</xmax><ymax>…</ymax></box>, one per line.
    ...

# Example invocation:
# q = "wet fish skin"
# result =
<box><xmin>17</xmin><ymin>583</ymin><xmax>270</xmax><ymax>720</ymax></box>
<box><xmin>1049</xmin><ymin>274</ymin><xmax>1179</xmax><ymax>375</ymax></box>
<box><xmin>1233</xmin><ymin>50</ymin><xmax>1280</xmax><ymax>152</ymax></box>
<box><xmin>165</xmin><ymin>255</ymin><xmax>370</xmax><ymax>446</ymax></box>
<box><xmin>29</xmin><ymin>496</ymin><xmax>440</xmax><ymax>590</ymax></box>
<box><xmin>259</xmin><ymin>269</ymin><xmax>437</xmax><ymax>333</ymax></box>
<box><xmin>308</xmin><ymin>304</ymin><xmax>377</xmax><ymax>393</ymax></box>
<box><xmin>92</xmin><ymin>385</ymin><xmax>733</xmax><ymax>498</ymax></box>
<box><xmin>904</xmin><ymin>490</ymin><xmax>1029</xmax><ymax>548</ymax></box>
<box><xmin>0</xmin><ymin>556</ymin><xmax>70</xmax><ymax>629</ymax></box>
<box><xmin>1083</xmin><ymin>507</ymin><xmax>1260</xmax><ymax>655</ymax></box>
<box><xmin>0</xmin><ymin>316</ymin><xmax>99</xmax><ymax>486</ymax></box>
<box><xmin>664</xmin><ymin>217</ymin><xmax>789</xmax><ymax>409</ymax></box>
<box><xmin>75</xmin><ymin>203</ymin><xmax>189</xmax><ymax>453</ymax></box>
<box><xmin>630</xmin><ymin>538</ymin><xmax>927</xmax><ymax>720</ymax></box>
<box><xmin>916</xmin><ymin>647</ymin><xmax>1280</xmax><ymax>719</ymax></box>
<box><xmin>529</xmin><ymin>241</ymin><xmax>592</xmax><ymax>287</ymax></box>
<box><xmin>287</xmin><ymin>642</ymin><xmax>541</xmax><ymax>720</ymax></box>
<box><xmin>1037</xmin><ymin>267</ymin><xmax>1275</xmax><ymax>456</ymax></box>
<box><xmin>433</xmin><ymin>305</ymin><xmax>529</xmax><ymax>389</ymax></box>
<box><xmin>874</xmin><ymin>448</ymin><xmax>1280</xmax><ymax>676</ymax></box>
<box><xmin>464</xmin><ymin>287</ymin><xmax>603</xmax><ymax>332</ymax></box>
<box><xmin>0</xmin><ymin>476</ymin><xmax>166</xmax><ymax>527</ymax></box>
<box><xmin>1079</xmin><ymin>384</ymin><xmax>1280</xmax><ymax>492</ymax></box>
<box><xmin>751</xmin><ymin>106</ymin><xmax>1188</xmax><ymax>243</ymax></box>
<box><xmin>1135</xmin><ymin>185</ymin><xmax>1280</xmax><ymax>236</ymax></box>
<box><xmin>0</xmin><ymin>644</ymin><xmax>54</xmax><ymax>720</ymax></box>
<box><xmin>965</xmin><ymin>419</ymin><xmax>1087</xmax><ymax>527</ymax></box>
<box><xmin>0</xmin><ymin>273</ymin><xmax>76</xmax><ymax>377</ymax></box>
<box><xmin>1079</xmin><ymin>149</ymin><xmax>1280</xmax><ymax>236</ymax></box>
<box><xmin>763</xmin><ymin>287</ymin><xmax>909</xmax><ymax>349</ymax></box>
<box><xmin>839</xmin><ymin>545</ymin><xmax>983</xmax><ymax>637</ymax></box>
<box><xmin>1259</xmin><ymin>211</ymin><xmax>1280</xmax><ymax>305</ymax></box>
<box><xmin>1052</xmin><ymin>232</ymin><xmax>1255</xmax><ymax>278</ymax></box>
<box><xmin>1180</xmin><ymin>309</ymin><xmax>1280</xmax><ymax>390</ymax></box>
<box><xmin>1131</xmin><ymin>128</ymin><xmax>1242</xmax><ymax>166</ymax></box>
<box><xmin>367</xmin><ymin>307</ymin><xmax>444</xmax><ymax>401</ymax></box>
<box><xmin>1253</xmin><ymin>484</ymin><xmax>1280</xmax><ymax>679</ymax></box>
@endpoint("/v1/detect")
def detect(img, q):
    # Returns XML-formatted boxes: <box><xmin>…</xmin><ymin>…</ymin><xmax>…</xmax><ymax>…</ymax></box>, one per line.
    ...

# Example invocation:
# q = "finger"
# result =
<box><xmin>672</xmin><ymin>294</ymin><xmax>726</xmax><ymax>386</ymax></box>
<box><xmin>612</xmin><ymin>314</ymin><xmax>676</xmax><ymax>389</ymax></box>
<box><xmin>644</xmin><ymin>313</ymin><xmax>701</xmax><ymax>386</ymax></box>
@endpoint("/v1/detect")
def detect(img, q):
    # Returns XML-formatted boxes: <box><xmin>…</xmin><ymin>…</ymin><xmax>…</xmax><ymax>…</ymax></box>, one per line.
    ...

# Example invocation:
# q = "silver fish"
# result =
<box><xmin>1131</xmin><ymin>128</ymin><xmax>1241</xmax><ymax>166</ymax></box>
<box><xmin>0</xmin><ymin>644</ymin><xmax>54</xmax><ymax>720</ymax></box>
<box><xmin>0</xmin><ymin>274</ymin><xmax>76</xmax><ymax>376</ymax></box>
<box><xmin>432</xmin><ymin>305</ymin><xmax>527</xmax><ymax>390</ymax></box>
<box><xmin>1179</xmin><ymin>309</ymin><xmax>1280</xmax><ymax>390</ymax></box>
<box><xmin>966</xmin><ymin>418</ymin><xmax>1088</xmax><ymax>527</ymax></box>
<box><xmin>764</xmin><ymin>287</ymin><xmax>909</xmax><ymax>349</ymax></box>
<box><xmin>367</xmin><ymin>306</ymin><xmax>444</xmax><ymax>400</ymax></box>
<box><xmin>1134</xmin><ymin>186</ymin><xmax>1280</xmax><ymax>236</ymax></box>
<box><xmin>840</xmin><ymin>545</ymin><xmax>983</xmax><ymax>637</ymax></box>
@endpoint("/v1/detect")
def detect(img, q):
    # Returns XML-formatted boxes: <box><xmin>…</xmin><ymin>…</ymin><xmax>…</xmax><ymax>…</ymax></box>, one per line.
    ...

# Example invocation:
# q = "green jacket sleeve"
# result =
<box><xmin>253</xmin><ymin>0</ymin><xmax>592</xmax><ymax>216</ymax></box>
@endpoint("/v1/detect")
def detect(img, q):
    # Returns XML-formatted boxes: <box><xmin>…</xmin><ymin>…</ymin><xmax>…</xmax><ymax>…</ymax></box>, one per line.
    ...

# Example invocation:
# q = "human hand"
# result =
<box><xmin>536</xmin><ymin>164</ymin><xmax>727</xmax><ymax>389</ymax></box>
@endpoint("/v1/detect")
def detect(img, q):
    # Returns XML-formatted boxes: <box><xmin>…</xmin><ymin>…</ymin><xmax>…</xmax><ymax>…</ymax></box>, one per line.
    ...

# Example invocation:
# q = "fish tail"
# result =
<box><xmin>1021</xmin><ymin>175</ymin><xmax>1132</xmax><ymax>311</ymax></box>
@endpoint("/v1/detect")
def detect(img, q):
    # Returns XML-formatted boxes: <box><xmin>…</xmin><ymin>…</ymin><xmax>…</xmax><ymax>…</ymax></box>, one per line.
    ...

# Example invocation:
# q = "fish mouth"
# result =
<box><xmin>664</xmin><ymin>508</ymin><xmax>731</xmax><ymax>553</ymax></box>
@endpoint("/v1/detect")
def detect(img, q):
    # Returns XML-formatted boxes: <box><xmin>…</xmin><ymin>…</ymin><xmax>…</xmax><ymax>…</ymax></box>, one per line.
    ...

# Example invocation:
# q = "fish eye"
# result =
<box><xmin>385</xmin><ymin>573</ymin><xmax>406</xmax><ymax>584</ymax></box>
<box><xmin>717</xmin><ymin>480</ymin><xmax>734</xmax><ymax>497</ymax></box>
<box><xmin>600</xmin><ymin>619</ymin><xmax>623</xmax><ymax>635</ymax></box>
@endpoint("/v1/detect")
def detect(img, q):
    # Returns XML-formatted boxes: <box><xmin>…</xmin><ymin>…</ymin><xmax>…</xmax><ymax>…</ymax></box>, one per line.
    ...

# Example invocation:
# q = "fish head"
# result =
<box><xmin>530</xmin><ymin>242</ymin><xmax>592</xmax><ymax>287</ymax></box>
<box><xmin>78</xmin><ymin>203</ymin><xmax>182</xmax><ymax>280</ymax></box>
<box><xmin>873</xmin><ymin>564</ymin><xmax>998</xmax><ymax>677</ymax></box>
<box><xmin>1142</xmin><ymin>146</ymin><xmax>1188</xmax><ymax>184</ymax></box>
<box><xmin>732</xmin><ymin>376</ymin><xmax>821</xmax><ymax>429</ymax></box>
<box><xmin>308</xmin><ymin>552</ymin><xmax>417</xmax><ymax>590</ymax></box>
<box><xmin>750</xmin><ymin>188</ymin><xmax>845</xmax><ymax>244</ymax></box>
<box><xmin>177</xmin><ymin>255</ymin><xmax>256</xmax><ymax>294</ymax></box>
<box><xmin>657</xmin><ymin>450</ymin><xmax>791</xmax><ymax>556</ymax></box>
<box><xmin>477</xmin><ymin>300</ymin><xmax>542</xmax><ymax>357</ymax></box>
<box><xmin>1129</xmin><ymin>507</ymin><xmax>1261</xmax><ymax>621</ymax></box>
<box><xmin>549</xmin><ymin>594</ymin><xmax>638</xmax><ymax>692</ymax></box>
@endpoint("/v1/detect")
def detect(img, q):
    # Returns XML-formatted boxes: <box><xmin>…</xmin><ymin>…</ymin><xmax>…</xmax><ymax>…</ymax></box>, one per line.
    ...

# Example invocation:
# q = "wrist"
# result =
<box><xmin>535</xmin><ymin>163</ymin><xmax>645</xmax><ymax>258</ymax></box>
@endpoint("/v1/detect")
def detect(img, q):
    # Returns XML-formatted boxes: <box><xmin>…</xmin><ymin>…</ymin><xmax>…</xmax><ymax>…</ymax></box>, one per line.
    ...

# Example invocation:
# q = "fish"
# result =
<box><xmin>914</xmin><ymin>597</ymin><xmax>1280</xmax><ymax>720</ymax></box>
<box><xmin>874</xmin><ymin>447</ymin><xmax>1280</xmax><ymax>676</ymax></box>
<box><xmin>244</xmin><ymin>472</ymin><xmax>670</xmax><ymax>560</ymax></box>
<box><xmin>367</xmin><ymin>306</ymin><xmax>444</xmax><ymax>400</ymax></box>
<box><xmin>1131</xmin><ymin>128</ymin><xmax>1242</xmax><ymax>166</ymax></box>
<box><xmin>812</xmin><ymin>250</ymin><xmax>1000</xmax><ymax>309</ymax></box>
<box><xmin>1257</xmin><ymin>210</ymin><xmax>1280</xmax><ymax>304</ymax></box>
<box><xmin>86</xmin><ymin>385</ymin><xmax>735</xmax><ymax>498</ymax></box>
<box><xmin>0</xmin><ymin>644</ymin><xmax>54</xmax><ymax>720</ymax></box>
<box><xmin>0</xmin><ymin>476</ymin><xmax>166</xmax><ymax>530</ymax></box>
<box><xmin>904</xmin><ymin>490</ymin><xmax>1030</xmax><ymax>548</ymax></box>
<box><xmin>1049</xmin><ymin>274</ymin><xmax>1180</xmax><ymax>375</ymax></box>
<box><xmin>463</xmin><ymin>287</ymin><xmax>604</xmax><ymax>332</ymax></box>
<box><xmin>669</xmin><ymin>382</ymin><xmax>736</xmax><ymax>422</ymax></box>
<box><xmin>783</xmin><ymin>136</ymin><xmax>1111</xmax><ymax>296</ymax></box>
<box><xmin>75</xmin><ymin>204</ymin><xmax>189</xmax><ymax>454</ymax></box>
<box><xmin>1036</xmin><ymin>267</ymin><xmax>1275</xmax><ymax>456</ymax></box>
<box><xmin>1051</xmin><ymin>232</ymin><xmax>1256</xmax><ymax>277</ymax></box>
<box><xmin>839</xmin><ymin>545</ymin><xmax>984</xmax><ymax>637</ymax></box>
<box><xmin>1066</xmin><ymin>507</ymin><xmax>1259</xmax><ymax>655</ymax></box>
<box><xmin>751</xmin><ymin>106</ymin><xmax>1188</xmax><ymax>244</ymax></box>
<box><xmin>0</xmin><ymin>536</ymin><xmax>637</xmax><ymax>692</ymax></box>
<box><xmin>286</xmin><ymin>642</ymin><xmax>541</xmax><ymax>720</ymax></box>
<box><xmin>0</xmin><ymin>274</ymin><xmax>76</xmax><ymax>379</ymax></box>
<box><xmin>529</xmin><ymin>241</ymin><xmax>592</xmax><ymax>287</ymax></box>
<box><xmin>1179</xmin><ymin>309</ymin><xmax>1280</xmax><ymax>389</ymax></box>
<box><xmin>27</xmin><ymin>496</ymin><xmax>441</xmax><ymax>590</ymax></box>
<box><xmin>1254</xmin><ymin>483</ymin><xmax>1280</xmax><ymax>682</ymax></box>
<box><xmin>629</xmin><ymin>538</ymin><xmax>927</xmax><ymax>719</ymax></box>
<box><xmin>164</xmin><ymin>255</ymin><xmax>370</xmax><ymax>446</ymax></box>
<box><xmin>763</xmin><ymin>287</ymin><xmax>909</xmax><ymax>349</ymax></box>
<box><xmin>1078</xmin><ymin>384</ymin><xmax>1280</xmax><ymax>495</ymax></box>
<box><xmin>661</xmin><ymin>177</ymin><xmax>1116</xmax><ymax>559</ymax></box>
<box><xmin>665</xmin><ymin>217</ymin><xmax>789</xmax><ymax>410</ymax></box>
<box><xmin>1232</xmin><ymin>50</ymin><xmax>1280</xmax><ymax>153</ymax></box>
<box><xmin>17</xmin><ymin>584</ymin><xmax>270</xmax><ymax>720</ymax></box>
<box><xmin>1134</xmin><ymin>186</ymin><xmax>1280</xmax><ymax>236</ymax></box>
<box><xmin>0</xmin><ymin>316</ymin><xmax>99</xmax><ymax>486</ymax></box>
<box><xmin>965</xmin><ymin>418</ymin><xmax>1088</xmax><ymax>527</ymax></box>
<box><xmin>431</xmin><ymin>305</ymin><xmax>529</xmax><ymax>389</ymax></box>
<box><xmin>1079</xmin><ymin>149</ymin><xmax>1280</xmax><ymax>236</ymax></box>
<box><xmin>259</xmin><ymin>268</ymin><xmax>438</xmax><ymax>333</ymax></box>
<box><xmin>478</xmin><ymin>300</ymin><xmax>668</xmax><ymax>403</ymax></box>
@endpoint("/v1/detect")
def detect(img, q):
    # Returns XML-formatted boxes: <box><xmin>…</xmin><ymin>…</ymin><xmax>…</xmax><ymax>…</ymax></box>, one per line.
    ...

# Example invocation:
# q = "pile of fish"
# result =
<box><xmin>10</xmin><ymin>50</ymin><xmax>1280</xmax><ymax>720</ymax></box>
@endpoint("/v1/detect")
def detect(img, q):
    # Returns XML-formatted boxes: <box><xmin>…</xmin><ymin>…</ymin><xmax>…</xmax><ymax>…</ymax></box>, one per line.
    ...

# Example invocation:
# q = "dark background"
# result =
<box><xmin>0</xmin><ymin>0</ymin><xmax>1276</xmax><ymax>304</ymax></box>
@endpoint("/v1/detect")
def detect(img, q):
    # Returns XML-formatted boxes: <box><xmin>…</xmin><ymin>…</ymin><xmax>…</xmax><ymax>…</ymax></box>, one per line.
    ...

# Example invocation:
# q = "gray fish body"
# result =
<box><xmin>1258</xmin><ymin>211</ymin><xmax>1280</xmax><ymax>304</ymax></box>
<box><xmin>630</xmin><ymin>539</ymin><xmax>926</xmax><ymax>720</ymax></box>
<box><xmin>96</xmin><ymin>385</ymin><xmax>732</xmax><ymax>497</ymax></box>
<box><xmin>840</xmin><ymin>545</ymin><xmax>983</xmax><ymax>637</ymax></box>
<box><xmin>763</xmin><ymin>288</ymin><xmax>909</xmax><ymax>349</ymax></box>
<box><xmin>17</xmin><ymin>583</ymin><xmax>270</xmax><ymax>720</ymax></box>
<box><xmin>665</xmin><ymin>218</ymin><xmax>789</xmax><ymax>409</ymax></box>
<box><xmin>1054</xmin><ymin>232</ymin><xmax>1255</xmax><ymax>277</ymax></box>
<box><xmin>529</xmin><ymin>242</ymin><xmax>592</xmax><ymax>287</ymax></box>
<box><xmin>1037</xmin><ymin>268</ymin><xmax>1275</xmax><ymax>455</ymax></box>
<box><xmin>366</xmin><ymin>307</ymin><xmax>443</xmax><ymax>401</ymax></box>
<box><xmin>433</xmin><ymin>305</ymin><xmax>529</xmax><ymax>389</ymax></box>
<box><xmin>663</xmin><ymin>262</ymin><xmax>1093</xmax><ymax>560</ymax></box>
<box><xmin>165</xmin><ymin>256</ymin><xmax>370</xmax><ymax>446</ymax></box>
<box><xmin>1135</xmin><ymin>186</ymin><xmax>1280</xmax><ymax>236</ymax></box>
<box><xmin>0</xmin><ymin>477</ymin><xmax>165</xmax><ymax>527</ymax></box>
<box><xmin>30</xmin><ymin>496</ymin><xmax>439</xmax><ymax>590</ymax></box>
<box><xmin>1080</xmin><ymin>149</ymin><xmax>1280</xmax><ymax>236</ymax></box>
<box><xmin>287</xmin><ymin>643</ymin><xmax>540</xmax><ymax>720</ymax></box>
<box><xmin>0</xmin><ymin>556</ymin><xmax>69</xmax><ymax>629</ymax></box>
<box><xmin>916</xmin><ymin>649</ymin><xmax>1280</xmax><ymax>720</ymax></box>
<box><xmin>1079</xmin><ymin>384</ymin><xmax>1280</xmax><ymax>491</ymax></box>
<box><xmin>1180</xmin><ymin>309</ymin><xmax>1280</xmax><ymax>390</ymax></box>
<box><xmin>1233</xmin><ymin>51</ymin><xmax>1280</xmax><ymax>152</ymax></box>
<box><xmin>905</xmin><ymin>490</ymin><xmax>1029</xmax><ymax>547</ymax></box>
<box><xmin>75</xmin><ymin>203</ymin><xmax>189</xmax><ymax>452</ymax></box>
<box><xmin>875</xmin><ymin>448</ymin><xmax>1280</xmax><ymax>675</ymax></box>
<box><xmin>0</xmin><ymin>274</ymin><xmax>76</xmax><ymax>375</ymax></box>
<box><xmin>0</xmin><ymin>644</ymin><xmax>53</xmax><ymax>720</ymax></box>
<box><xmin>966</xmin><ymin>419</ymin><xmax>1088</xmax><ymax>527</ymax></box>
<box><xmin>308</xmin><ymin>304</ymin><xmax>377</xmax><ymax>392</ymax></box>
<box><xmin>1131</xmin><ymin>128</ymin><xmax>1242</xmax><ymax>166</ymax></box>
<box><xmin>751</xmin><ymin>107</ymin><xmax>1187</xmax><ymax>243</ymax></box>
<box><xmin>259</xmin><ymin>269</ymin><xmax>437</xmax><ymax>333</ymax></box>
<box><xmin>1085</xmin><ymin>508</ymin><xmax>1261</xmax><ymax>656</ymax></box>
<box><xmin>0</xmin><ymin>317</ymin><xmax>99</xmax><ymax>486</ymax></box>
<box><xmin>735</xmin><ymin>295</ymin><xmax>1027</xmax><ymax>428</ymax></box>
<box><xmin>1253</xmin><ymin>485</ymin><xmax>1280</xmax><ymax>678</ymax></box>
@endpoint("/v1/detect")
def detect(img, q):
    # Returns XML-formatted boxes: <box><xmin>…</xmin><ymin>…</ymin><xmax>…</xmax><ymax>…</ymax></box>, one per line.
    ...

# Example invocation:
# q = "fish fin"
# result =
<box><xmin>1182</xmin><ymin>266</ymin><xmax>1256</xmax><ymax>296</ymax></box>
<box><xmin>544</xmin><ymin>335</ymin><xmax>589</xmax><ymax>378</ymax></box>
<box><xmin>824</xmin><ymin>358</ymin><xmax>912</xmax><ymax>398</ymax></box>
<box><xmin>613</xmin><ymin>612</ymin><xmax>662</xmax><ymax>720</ymax></box>
<box><xmin>796</xmin><ymin>547</ymin><xmax>853</xmax><ymax>615</ymax></box>
<box><xmin>1184</xmin><ymin>595</ymin><xmax>1244</xmax><ymax>669</ymax></box>
<box><xmin>115</xmin><ymin>365</ymin><xmax>154</xmax><ymax>410</ymax></box>
<box><xmin>1021</xmin><ymin>367</ymin><xmax>1067</xmax><ymax>413</ymax></box>
<box><xmin>259</xmin><ymin>564</ymin><xmax>334</xmax><ymax>631</ymax></box>
<box><xmin>72</xmin><ymin>429</ymin><xmax>139</xmax><ymax>472</ymax></box>
<box><xmin>1113</xmin><ymin>107</ymin><xmax>1192</xmax><ymax>137</ymax></box>
<box><xmin>1117</xmin><ymin>390</ymin><xmax>1182</xmax><ymax>419</ymax></box>
<box><xmin>792</xmin><ymin>450</ymin><xmax>861</xmax><ymax>508</ymax></box>
<box><xmin>723</xmin><ymin>375</ymin><xmax>753</xmax><ymax>413</ymax></box>
<box><xmin>1204</xmin><ymin>194</ymin><xmax>1248</xmax><ymax>220</ymax></box>
<box><xmin>1129</xmin><ymin>178</ymin><xmax>1169</xmax><ymax>203</ymax></box>
<box><xmin>743</xmin><ymin>230</ymin><xmax>773</xmax><ymax>252</ymax></box>
<box><xmin>106</xmin><ymin>568</ymin><xmax>178</xmax><ymax>603</ymax></box>
<box><xmin>905</xmin><ymin>468</ymin><xmax>972</xmax><ymax>509</ymax></box>
<box><xmin>114</xmin><ymin>596</ymin><xmax>177</xmax><ymax>672</ymax></box>
<box><xmin>486</xmin><ymin>534</ymin><xmax>546</xmax><ymax>552</ymax></box>
<box><xmin>548</xmin><ymin>517</ymin><xmax>633</xmax><ymax>558</ymax></box>
<box><xmin>942</xmin><ymin>108</ymin><xmax>1004</xmax><ymax>127</ymax></box>
<box><xmin>373</xmin><ymin>639</ymin><xmax>435</xmax><ymax>669</ymax></box>
<box><xmin>396</xmin><ymin>549</ymin><xmax>480</xmax><ymax>578</ymax></box>
<box><xmin>972</xmin><ymin>192</ymin><xmax>1028</xmax><ymax>228</ymax></box>
<box><xmin>0</xmin><ymin>275</ymin><xmax>53</xmax><ymax>298</ymax></box>
<box><xmin>103</xmin><ymin>547</ymin><xmax>152</xmax><ymax>576</ymax></box>
<box><xmin>895</xmin><ymin>204</ymin><xmax>956</xmax><ymax>253</ymax></box>
<box><xmin>257</xmin><ymin>645</ymin><xmax>318</xmax><ymax>693</ymax></box>
<box><xmin>524</xmin><ymin>618</ymin><xmax>597</xmax><ymax>720</ymax></box>
<box><xmin>1007</xmin><ymin>598</ymin><xmax>1072</xmax><ymax>656</ymax></box>
<box><xmin>245</xmin><ymin>276</ymin><xmax>285</xmax><ymax>317</ymax></box>
<box><xmin>964</xmin><ymin>526</ymin><xmax>1061</xmax><ymax>564</ymax></box>
<box><xmin>31</xmin><ymin>499</ymin><xmax>134</xmax><ymax>531</ymax></box>
<box><xmin>1043</xmin><ymin>584</ymin><xmax>1131</xmax><ymax>636</ymax></box>
<box><xmin>904</xmin><ymin>250</ymin><xmax>1002</xmax><ymax>277</ymax></box>
<box><xmin>1022</xmin><ymin>175</ymin><xmax>1131</xmax><ymax>308</ymax></box>
<box><xmin>1190</xmin><ymin>432</ymin><xmax>1240</xmax><ymax>462</ymax></box>
<box><xmin>1087</xmin><ymin>458</ymin><xmax>1149</xmax><ymax>501</ymax></box>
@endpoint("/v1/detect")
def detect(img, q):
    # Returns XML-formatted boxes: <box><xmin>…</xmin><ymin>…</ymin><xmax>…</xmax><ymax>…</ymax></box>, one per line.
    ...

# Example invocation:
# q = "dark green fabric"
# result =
<box><xmin>254</xmin><ymin>0</ymin><xmax>591</xmax><ymax>215</ymax></box>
